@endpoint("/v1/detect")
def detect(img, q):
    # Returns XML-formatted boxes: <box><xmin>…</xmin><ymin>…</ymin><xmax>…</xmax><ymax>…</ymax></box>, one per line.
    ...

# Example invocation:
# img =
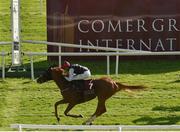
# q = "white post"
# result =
<box><xmin>11</xmin><ymin>0</ymin><xmax>21</xmax><ymax>66</ymax></box>
<box><xmin>115</xmin><ymin>55</ymin><xmax>119</xmax><ymax>75</ymax></box>
<box><xmin>115</xmin><ymin>43</ymin><xmax>119</xmax><ymax>75</ymax></box>
<box><xmin>107</xmin><ymin>56</ymin><xmax>110</xmax><ymax>75</ymax></box>
<box><xmin>18</xmin><ymin>124</ymin><xmax>22</xmax><ymax>132</ymax></box>
<box><xmin>59</xmin><ymin>46</ymin><xmax>62</xmax><ymax>66</ymax></box>
<box><xmin>30</xmin><ymin>56</ymin><xmax>34</xmax><ymax>80</ymax></box>
<box><xmin>118</xmin><ymin>126</ymin><xmax>122</xmax><ymax>132</ymax></box>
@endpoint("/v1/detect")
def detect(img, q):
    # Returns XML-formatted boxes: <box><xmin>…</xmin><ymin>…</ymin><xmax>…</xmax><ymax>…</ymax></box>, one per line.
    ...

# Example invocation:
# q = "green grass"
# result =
<box><xmin>0</xmin><ymin>60</ymin><xmax>180</xmax><ymax>130</ymax></box>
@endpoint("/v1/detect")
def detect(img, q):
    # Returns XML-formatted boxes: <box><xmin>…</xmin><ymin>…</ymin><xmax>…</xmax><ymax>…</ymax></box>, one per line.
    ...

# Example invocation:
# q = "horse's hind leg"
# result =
<box><xmin>83</xmin><ymin>100</ymin><xmax>106</xmax><ymax>125</ymax></box>
<box><xmin>64</xmin><ymin>103</ymin><xmax>83</xmax><ymax>118</ymax></box>
<box><xmin>54</xmin><ymin>99</ymin><xmax>67</xmax><ymax>122</ymax></box>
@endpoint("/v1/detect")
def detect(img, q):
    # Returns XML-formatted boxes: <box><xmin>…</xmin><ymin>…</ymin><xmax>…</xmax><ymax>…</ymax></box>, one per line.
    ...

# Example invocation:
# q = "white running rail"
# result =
<box><xmin>11</xmin><ymin>124</ymin><xmax>180</xmax><ymax>132</ymax></box>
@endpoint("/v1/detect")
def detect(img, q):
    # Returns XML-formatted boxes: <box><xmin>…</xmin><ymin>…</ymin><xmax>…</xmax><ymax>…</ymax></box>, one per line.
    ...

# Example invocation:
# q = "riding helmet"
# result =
<box><xmin>61</xmin><ymin>61</ymin><xmax>71</xmax><ymax>69</ymax></box>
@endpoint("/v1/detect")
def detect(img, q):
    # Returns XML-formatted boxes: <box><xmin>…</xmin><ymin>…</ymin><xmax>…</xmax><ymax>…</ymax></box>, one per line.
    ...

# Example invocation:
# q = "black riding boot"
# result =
<box><xmin>72</xmin><ymin>80</ymin><xmax>84</xmax><ymax>91</ymax></box>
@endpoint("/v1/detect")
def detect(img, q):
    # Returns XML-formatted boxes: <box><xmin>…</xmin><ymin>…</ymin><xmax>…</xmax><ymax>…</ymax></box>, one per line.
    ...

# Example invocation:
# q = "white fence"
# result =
<box><xmin>23</xmin><ymin>40</ymin><xmax>150</xmax><ymax>53</ymax></box>
<box><xmin>11</xmin><ymin>124</ymin><xmax>180</xmax><ymax>132</ymax></box>
<box><xmin>22</xmin><ymin>40</ymin><xmax>180</xmax><ymax>80</ymax></box>
<box><xmin>1</xmin><ymin>45</ymin><xmax>180</xmax><ymax>80</ymax></box>
<box><xmin>24</xmin><ymin>50</ymin><xmax>180</xmax><ymax>80</ymax></box>
<box><xmin>22</xmin><ymin>40</ymin><xmax>148</xmax><ymax>80</ymax></box>
<box><xmin>1</xmin><ymin>40</ymin><xmax>180</xmax><ymax>79</ymax></box>
<box><xmin>0</xmin><ymin>42</ymin><xmax>12</xmax><ymax>45</ymax></box>
<box><xmin>23</xmin><ymin>40</ymin><xmax>150</xmax><ymax>74</ymax></box>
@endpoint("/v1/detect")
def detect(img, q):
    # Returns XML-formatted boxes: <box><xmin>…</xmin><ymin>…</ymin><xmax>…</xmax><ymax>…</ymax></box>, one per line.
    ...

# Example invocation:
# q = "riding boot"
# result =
<box><xmin>72</xmin><ymin>80</ymin><xmax>84</xmax><ymax>91</ymax></box>
<box><xmin>71</xmin><ymin>81</ymin><xmax>77</xmax><ymax>89</ymax></box>
<box><xmin>77</xmin><ymin>80</ymin><xmax>84</xmax><ymax>91</ymax></box>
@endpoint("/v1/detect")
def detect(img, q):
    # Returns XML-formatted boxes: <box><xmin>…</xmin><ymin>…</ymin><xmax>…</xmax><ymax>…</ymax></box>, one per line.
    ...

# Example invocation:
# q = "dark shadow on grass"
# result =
<box><xmin>22</xmin><ymin>81</ymin><xmax>34</xmax><ymax>84</ymax></box>
<box><xmin>133</xmin><ymin>116</ymin><xmax>180</xmax><ymax>125</ymax></box>
<box><xmin>169</xmin><ymin>80</ymin><xmax>180</xmax><ymax>83</ymax></box>
<box><xmin>152</xmin><ymin>106</ymin><xmax>180</xmax><ymax>112</ymax></box>
<box><xmin>0</xmin><ymin>80</ymin><xmax>8</xmax><ymax>83</ymax></box>
<box><xmin>1</xmin><ymin>60</ymin><xmax>180</xmax><ymax>78</ymax></box>
<box><xmin>118</xmin><ymin>60</ymin><xmax>180</xmax><ymax>75</ymax></box>
<box><xmin>0</xmin><ymin>60</ymin><xmax>53</xmax><ymax>79</ymax></box>
<box><xmin>71</xmin><ymin>59</ymin><xmax>180</xmax><ymax>75</ymax></box>
<box><xmin>33</xmin><ymin>60</ymin><xmax>180</xmax><ymax>75</ymax></box>
<box><xmin>133</xmin><ymin>105</ymin><xmax>180</xmax><ymax>125</ymax></box>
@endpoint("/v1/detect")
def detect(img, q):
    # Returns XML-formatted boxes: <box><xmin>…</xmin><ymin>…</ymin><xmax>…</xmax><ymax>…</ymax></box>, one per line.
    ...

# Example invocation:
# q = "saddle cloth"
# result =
<box><xmin>71</xmin><ymin>79</ymin><xmax>96</xmax><ymax>102</ymax></box>
<box><xmin>72</xmin><ymin>79</ymin><xmax>93</xmax><ymax>91</ymax></box>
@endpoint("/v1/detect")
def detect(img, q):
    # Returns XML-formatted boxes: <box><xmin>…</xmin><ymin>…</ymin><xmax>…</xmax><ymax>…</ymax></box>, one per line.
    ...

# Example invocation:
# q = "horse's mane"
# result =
<box><xmin>51</xmin><ymin>66</ymin><xmax>66</xmax><ymax>76</ymax></box>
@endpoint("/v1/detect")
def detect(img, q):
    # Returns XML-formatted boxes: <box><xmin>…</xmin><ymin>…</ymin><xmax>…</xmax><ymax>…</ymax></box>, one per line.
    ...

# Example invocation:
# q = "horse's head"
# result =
<box><xmin>37</xmin><ymin>67</ymin><xmax>53</xmax><ymax>84</ymax></box>
<box><xmin>37</xmin><ymin>66</ymin><xmax>65</xmax><ymax>84</ymax></box>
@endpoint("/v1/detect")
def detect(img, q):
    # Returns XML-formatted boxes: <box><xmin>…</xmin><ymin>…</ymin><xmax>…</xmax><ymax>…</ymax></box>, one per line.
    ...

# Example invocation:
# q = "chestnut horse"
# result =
<box><xmin>37</xmin><ymin>66</ymin><xmax>145</xmax><ymax>125</ymax></box>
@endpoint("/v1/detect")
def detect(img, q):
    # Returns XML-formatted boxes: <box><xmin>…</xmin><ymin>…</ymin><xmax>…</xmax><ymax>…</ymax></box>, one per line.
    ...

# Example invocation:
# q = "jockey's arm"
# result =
<box><xmin>65</xmin><ymin>68</ymin><xmax>76</xmax><ymax>81</ymax></box>
<box><xmin>69</xmin><ymin>68</ymin><xmax>76</xmax><ymax>78</ymax></box>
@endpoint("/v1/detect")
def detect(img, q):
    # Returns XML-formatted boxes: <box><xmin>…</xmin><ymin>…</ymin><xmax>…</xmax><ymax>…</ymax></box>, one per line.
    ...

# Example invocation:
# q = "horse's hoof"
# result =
<box><xmin>82</xmin><ymin>122</ymin><xmax>92</xmax><ymax>125</ymax></box>
<box><xmin>57</xmin><ymin>117</ymin><xmax>60</xmax><ymax>122</ymax></box>
<box><xmin>88</xmin><ymin>122</ymin><xmax>93</xmax><ymax>125</ymax></box>
<box><xmin>87</xmin><ymin>122</ymin><xmax>93</xmax><ymax>125</ymax></box>
<box><xmin>79</xmin><ymin>114</ymin><xmax>83</xmax><ymax>118</ymax></box>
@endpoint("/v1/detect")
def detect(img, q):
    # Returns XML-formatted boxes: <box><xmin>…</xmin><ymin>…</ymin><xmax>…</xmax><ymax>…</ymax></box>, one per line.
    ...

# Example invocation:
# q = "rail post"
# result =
<box><xmin>107</xmin><ymin>55</ymin><xmax>110</xmax><ymax>75</ymax></box>
<box><xmin>59</xmin><ymin>46</ymin><xmax>62</xmax><ymax>66</ymax></box>
<box><xmin>115</xmin><ymin>55</ymin><xmax>119</xmax><ymax>75</ymax></box>
<box><xmin>30</xmin><ymin>55</ymin><xmax>34</xmax><ymax>80</ymax></box>
<box><xmin>118</xmin><ymin>126</ymin><xmax>122</xmax><ymax>132</ymax></box>
<box><xmin>115</xmin><ymin>43</ymin><xmax>119</xmax><ymax>75</ymax></box>
<box><xmin>18</xmin><ymin>124</ymin><xmax>22</xmax><ymax>132</ymax></box>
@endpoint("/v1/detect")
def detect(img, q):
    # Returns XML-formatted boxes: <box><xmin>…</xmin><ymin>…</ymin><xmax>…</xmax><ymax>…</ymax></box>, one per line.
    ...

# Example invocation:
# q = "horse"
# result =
<box><xmin>37</xmin><ymin>66</ymin><xmax>145</xmax><ymax>125</ymax></box>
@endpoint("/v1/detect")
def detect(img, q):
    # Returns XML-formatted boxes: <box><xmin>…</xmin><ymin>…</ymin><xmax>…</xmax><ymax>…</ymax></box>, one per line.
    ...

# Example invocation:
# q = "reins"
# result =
<box><xmin>59</xmin><ymin>76</ymin><xmax>71</xmax><ymax>93</ymax></box>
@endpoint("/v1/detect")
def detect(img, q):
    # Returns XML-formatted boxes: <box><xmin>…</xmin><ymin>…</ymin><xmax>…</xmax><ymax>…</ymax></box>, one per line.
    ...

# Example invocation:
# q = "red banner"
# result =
<box><xmin>47</xmin><ymin>0</ymin><xmax>180</xmax><ymax>59</ymax></box>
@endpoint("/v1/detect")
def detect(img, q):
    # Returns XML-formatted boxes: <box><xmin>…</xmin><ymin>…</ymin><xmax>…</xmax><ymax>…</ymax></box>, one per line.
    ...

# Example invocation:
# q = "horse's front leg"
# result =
<box><xmin>54</xmin><ymin>99</ymin><xmax>67</xmax><ymax>122</ymax></box>
<box><xmin>64</xmin><ymin>103</ymin><xmax>83</xmax><ymax>118</ymax></box>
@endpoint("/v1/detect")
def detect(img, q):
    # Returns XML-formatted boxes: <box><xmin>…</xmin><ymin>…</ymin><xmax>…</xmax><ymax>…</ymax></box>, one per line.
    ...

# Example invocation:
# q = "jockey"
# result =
<box><xmin>61</xmin><ymin>61</ymin><xmax>91</xmax><ymax>82</ymax></box>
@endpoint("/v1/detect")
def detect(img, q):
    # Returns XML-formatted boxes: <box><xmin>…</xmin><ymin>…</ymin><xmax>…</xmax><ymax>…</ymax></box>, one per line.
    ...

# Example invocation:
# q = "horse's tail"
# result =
<box><xmin>115</xmin><ymin>82</ymin><xmax>146</xmax><ymax>92</ymax></box>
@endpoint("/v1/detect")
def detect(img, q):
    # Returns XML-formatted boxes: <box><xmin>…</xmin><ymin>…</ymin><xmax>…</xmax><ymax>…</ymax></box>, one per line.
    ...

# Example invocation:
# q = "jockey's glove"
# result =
<box><xmin>65</xmin><ymin>76</ymin><xmax>71</xmax><ymax>81</ymax></box>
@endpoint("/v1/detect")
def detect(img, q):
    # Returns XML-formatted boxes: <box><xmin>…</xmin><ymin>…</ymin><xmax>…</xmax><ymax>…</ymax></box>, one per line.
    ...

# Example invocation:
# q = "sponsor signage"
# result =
<box><xmin>47</xmin><ymin>0</ymin><xmax>180</xmax><ymax>59</ymax></box>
